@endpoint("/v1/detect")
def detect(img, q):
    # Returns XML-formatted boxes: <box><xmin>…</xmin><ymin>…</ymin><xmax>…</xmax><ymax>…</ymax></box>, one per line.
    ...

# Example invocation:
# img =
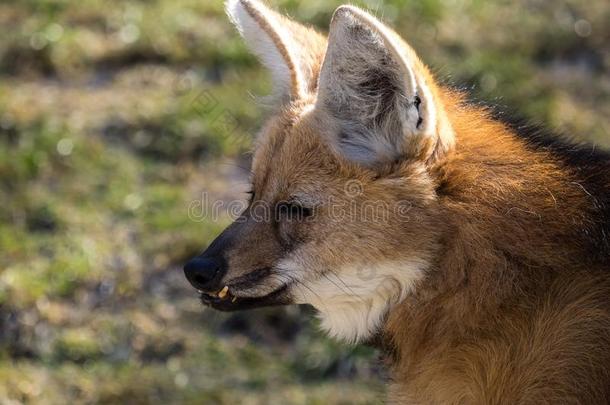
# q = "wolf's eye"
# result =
<box><xmin>276</xmin><ymin>202</ymin><xmax>312</xmax><ymax>221</ymax></box>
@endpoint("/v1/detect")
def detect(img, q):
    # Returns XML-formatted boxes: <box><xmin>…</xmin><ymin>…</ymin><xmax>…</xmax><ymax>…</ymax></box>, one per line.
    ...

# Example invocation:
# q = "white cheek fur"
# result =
<box><xmin>280</xmin><ymin>259</ymin><xmax>429</xmax><ymax>343</ymax></box>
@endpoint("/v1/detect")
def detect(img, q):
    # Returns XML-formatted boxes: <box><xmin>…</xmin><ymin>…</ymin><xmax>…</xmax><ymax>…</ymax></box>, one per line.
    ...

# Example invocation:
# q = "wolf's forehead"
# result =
<box><xmin>251</xmin><ymin>108</ymin><xmax>339</xmax><ymax>188</ymax></box>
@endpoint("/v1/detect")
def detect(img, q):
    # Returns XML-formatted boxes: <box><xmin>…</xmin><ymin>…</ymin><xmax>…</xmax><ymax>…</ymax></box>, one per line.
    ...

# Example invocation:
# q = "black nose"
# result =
<box><xmin>183</xmin><ymin>257</ymin><xmax>223</xmax><ymax>291</ymax></box>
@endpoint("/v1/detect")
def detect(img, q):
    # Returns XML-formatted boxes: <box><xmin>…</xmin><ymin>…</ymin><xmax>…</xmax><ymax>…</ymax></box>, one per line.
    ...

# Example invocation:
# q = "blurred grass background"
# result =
<box><xmin>0</xmin><ymin>0</ymin><xmax>608</xmax><ymax>403</ymax></box>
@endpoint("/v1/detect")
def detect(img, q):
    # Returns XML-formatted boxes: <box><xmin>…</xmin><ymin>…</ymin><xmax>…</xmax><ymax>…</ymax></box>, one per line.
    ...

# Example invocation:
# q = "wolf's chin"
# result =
<box><xmin>201</xmin><ymin>283</ymin><xmax>291</xmax><ymax>311</ymax></box>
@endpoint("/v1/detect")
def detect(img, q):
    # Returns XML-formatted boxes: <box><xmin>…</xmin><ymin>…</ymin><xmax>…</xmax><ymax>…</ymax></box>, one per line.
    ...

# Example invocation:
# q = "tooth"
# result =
<box><xmin>231</xmin><ymin>297</ymin><xmax>237</xmax><ymax>303</ymax></box>
<box><xmin>218</xmin><ymin>286</ymin><xmax>229</xmax><ymax>299</ymax></box>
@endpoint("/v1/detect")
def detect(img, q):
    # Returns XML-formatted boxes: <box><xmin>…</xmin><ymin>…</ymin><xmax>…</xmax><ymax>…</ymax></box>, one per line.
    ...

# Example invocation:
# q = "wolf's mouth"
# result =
<box><xmin>199</xmin><ymin>283</ymin><xmax>291</xmax><ymax>311</ymax></box>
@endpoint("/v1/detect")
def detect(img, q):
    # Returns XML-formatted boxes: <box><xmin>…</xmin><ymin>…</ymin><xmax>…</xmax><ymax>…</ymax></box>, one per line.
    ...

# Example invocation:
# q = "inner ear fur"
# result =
<box><xmin>316</xmin><ymin>5</ymin><xmax>454</xmax><ymax>167</ymax></box>
<box><xmin>226</xmin><ymin>0</ymin><xmax>327</xmax><ymax>102</ymax></box>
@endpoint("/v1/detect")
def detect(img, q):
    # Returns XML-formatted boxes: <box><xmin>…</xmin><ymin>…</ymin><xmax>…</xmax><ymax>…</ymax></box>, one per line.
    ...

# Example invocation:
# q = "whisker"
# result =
<box><xmin>269</xmin><ymin>272</ymin><xmax>324</xmax><ymax>303</ymax></box>
<box><xmin>323</xmin><ymin>269</ymin><xmax>368</xmax><ymax>306</ymax></box>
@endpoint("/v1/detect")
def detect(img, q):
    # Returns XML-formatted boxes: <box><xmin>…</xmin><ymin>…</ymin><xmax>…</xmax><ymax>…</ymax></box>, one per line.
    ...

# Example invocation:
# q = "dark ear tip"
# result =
<box><xmin>331</xmin><ymin>5</ymin><xmax>359</xmax><ymax>23</ymax></box>
<box><xmin>330</xmin><ymin>6</ymin><xmax>379</xmax><ymax>36</ymax></box>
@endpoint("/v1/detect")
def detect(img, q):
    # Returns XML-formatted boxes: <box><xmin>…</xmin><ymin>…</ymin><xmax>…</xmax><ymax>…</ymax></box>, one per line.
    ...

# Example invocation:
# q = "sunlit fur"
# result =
<box><xmin>285</xmin><ymin>259</ymin><xmax>428</xmax><ymax>343</ymax></box>
<box><xmin>214</xmin><ymin>1</ymin><xmax>610</xmax><ymax>402</ymax></box>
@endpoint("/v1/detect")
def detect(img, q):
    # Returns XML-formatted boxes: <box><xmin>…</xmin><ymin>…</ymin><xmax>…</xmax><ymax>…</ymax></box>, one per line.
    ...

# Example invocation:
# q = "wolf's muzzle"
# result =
<box><xmin>183</xmin><ymin>256</ymin><xmax>225</xmax><ymax>292</ymax></box>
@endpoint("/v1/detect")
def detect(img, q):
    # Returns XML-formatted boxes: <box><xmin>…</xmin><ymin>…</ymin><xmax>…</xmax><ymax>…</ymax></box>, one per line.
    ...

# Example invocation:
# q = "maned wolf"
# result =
<box><xmin>184</xmin><ymin>0</ymin><xmax>610</xmax><ymax>402</ymax></box>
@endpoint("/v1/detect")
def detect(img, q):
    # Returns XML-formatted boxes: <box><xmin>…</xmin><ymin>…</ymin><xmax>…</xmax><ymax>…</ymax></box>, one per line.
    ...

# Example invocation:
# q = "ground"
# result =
<box><xmin>0</xmin><ymin>0</ymin><xmax>608</xmax><ymax>403</ymax></box>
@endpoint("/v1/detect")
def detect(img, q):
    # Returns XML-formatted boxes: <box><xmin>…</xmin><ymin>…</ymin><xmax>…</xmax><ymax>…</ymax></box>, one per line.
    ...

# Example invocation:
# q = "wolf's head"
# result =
<box><xmin>184</xmin><ymin>0</ymin><xmax>456</xmax><ymax>343</ymax></box>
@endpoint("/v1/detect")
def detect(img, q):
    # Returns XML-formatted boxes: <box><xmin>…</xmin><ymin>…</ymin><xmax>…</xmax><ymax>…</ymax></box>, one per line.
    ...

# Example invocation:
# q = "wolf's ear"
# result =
<box><xmin>226</xmin><ymin>0</ymin><xmax>327</xmax><ymax>103</ymax></box>
<box><xmin>317</xmin><ymin>6</ymin><xmax>454</xmax><ymax>167</ymax></box>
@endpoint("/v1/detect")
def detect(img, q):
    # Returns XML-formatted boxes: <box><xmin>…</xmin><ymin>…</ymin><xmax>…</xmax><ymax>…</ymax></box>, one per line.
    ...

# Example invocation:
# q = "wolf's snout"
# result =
<box><xmin>183</xmin><ymin>257</ymin><xmax>224</xmax><ymax>292</ymax></box>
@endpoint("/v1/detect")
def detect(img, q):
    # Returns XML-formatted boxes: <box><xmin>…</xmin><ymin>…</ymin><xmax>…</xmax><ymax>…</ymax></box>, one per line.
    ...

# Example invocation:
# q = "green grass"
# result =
<box><xmin>0</xmin><ymin>0</ymin><xmax>608</xmax><ymax>403</ymax></box>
